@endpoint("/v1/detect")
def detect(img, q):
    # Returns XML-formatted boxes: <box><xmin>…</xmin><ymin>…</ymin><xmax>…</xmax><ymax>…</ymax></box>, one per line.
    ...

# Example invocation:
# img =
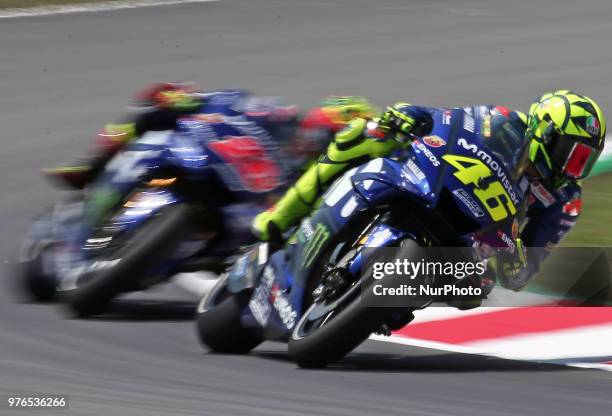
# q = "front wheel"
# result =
<box><xmin>288</xmin><ymin>238</ymin><xmax>420</xmax><ymax>368</ymax></box>
<box><xmin>17</xmin><ymin>239</ymin><xmax>57</xmax><ymax>302</ymax></box>
<box><xmin>288</xmin><ymin>286</ymin><xmax>391</xmax><ymax>368</ymax></box>
<box><xmin>63</xmin><ymin>204</ymin><xmax>191</xmax><ymax>317</ymax></box>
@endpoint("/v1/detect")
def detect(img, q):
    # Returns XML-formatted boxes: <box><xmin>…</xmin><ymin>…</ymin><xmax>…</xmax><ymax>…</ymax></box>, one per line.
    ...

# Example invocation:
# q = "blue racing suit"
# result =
<box><xmin>49</xmin><ymin>88</ymin><xmax>298</xmax><ymax>189</ymax></box>
<box><xmin>253</xmin><ymin>103</ymin><xmax>583</xmax><ymax>290</ymax></box>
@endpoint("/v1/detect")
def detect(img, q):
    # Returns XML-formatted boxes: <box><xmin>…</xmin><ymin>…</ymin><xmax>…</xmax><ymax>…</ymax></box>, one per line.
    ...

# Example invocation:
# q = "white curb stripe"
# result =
<box><xmin>411</xmin><ymin>306</ymin><xmax>515</xmax><ymax>323</ymax></box>
<box><xmin>0</xmin><ymin>0</ymin><xmax>219</xmax><ymax>19</ymax></box>
<box><xmin>171</xmin><ymin>271</ymin><xmax>218</xmax><ymax>297</ymax></box>
<box><xmin>370</xmin><ymin>333</ymin><xmax>480</xmax><ymax>356</ymax></box>
<box><xmin>464</xmin><ymin>323</ymin><xmax>612</xmax><ymax>361</ymax></box>
<box><xmin>569</xmin><ymin>362</ymin><xmax>612</xmax><ymax>371</ymax></box>
<box><xmin>371</xmin><ymin>322</ymin><xmax>612</xmax><ymax>371</ymax></box>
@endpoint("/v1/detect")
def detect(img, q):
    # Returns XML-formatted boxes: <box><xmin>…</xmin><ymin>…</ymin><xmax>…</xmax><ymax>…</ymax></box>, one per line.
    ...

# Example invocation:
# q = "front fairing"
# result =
<box><xmin>79</xmin><ymin>129</ymin><xmax>209</xmax><ymax>229</ymax></box>
<box><xmin>55</xmin><ymin>129</ymin><xmax>210</xmax><ymax>269</ymax></box>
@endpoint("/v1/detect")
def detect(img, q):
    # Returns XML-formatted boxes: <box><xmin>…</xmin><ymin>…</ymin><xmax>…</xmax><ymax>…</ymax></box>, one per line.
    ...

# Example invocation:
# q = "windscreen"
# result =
<box><xmin>484</xmin><ymin>112</ymin><xmax>530</xmax><ymax>181</ymax></box>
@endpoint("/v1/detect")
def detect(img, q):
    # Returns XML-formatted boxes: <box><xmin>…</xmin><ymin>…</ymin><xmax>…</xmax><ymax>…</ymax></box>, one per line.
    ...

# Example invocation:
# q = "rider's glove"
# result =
<box><xmin>378</xmin><ymin>103</ymin><xmax>417</xmax><ymax>140</ymax></box>
<box><xmin>494</xmin><ymin>238</ymin><xmax>530</xmax><ymax>291</ymax></box>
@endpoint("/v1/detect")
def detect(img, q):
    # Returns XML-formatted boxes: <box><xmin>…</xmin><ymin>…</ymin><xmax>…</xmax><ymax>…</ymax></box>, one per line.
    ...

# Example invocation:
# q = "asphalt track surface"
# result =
<box><xmin>1</xmin><ymin>0</ymin><xmax>612</xmax><ymax>415</ymax></box>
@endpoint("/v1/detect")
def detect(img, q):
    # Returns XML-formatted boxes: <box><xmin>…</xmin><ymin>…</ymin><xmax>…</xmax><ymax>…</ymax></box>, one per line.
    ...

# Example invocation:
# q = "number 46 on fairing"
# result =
<box><xmin>442</xmin><ymin>154</ymin><xmax>516</xmax><ymax>222</ymax></box>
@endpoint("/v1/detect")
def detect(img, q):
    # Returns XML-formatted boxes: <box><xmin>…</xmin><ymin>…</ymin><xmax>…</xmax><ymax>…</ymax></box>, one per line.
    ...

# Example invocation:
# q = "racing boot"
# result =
<box><xmin>251</xmin><ymin>186</ymin><xmax>312</xmax><ymax>244</ymax></box>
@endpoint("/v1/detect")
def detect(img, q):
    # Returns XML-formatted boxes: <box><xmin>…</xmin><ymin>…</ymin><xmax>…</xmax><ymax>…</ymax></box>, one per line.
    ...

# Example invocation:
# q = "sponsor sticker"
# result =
<box><xmin>271</xmin><ymin>284</ymin><xmax>297</xmax><ymax>329</ymax></box>
<box><xmin>511</xmin><ymin>218</ymin><xmax>520</xmax><ymax>240</ymax></box>
<box><xmin>463</xmin><ymin>114</ymin><xmax>475</xmax><ymax>133</ymax></box>
<box><xmin>530</xmin><ymin>182</ymin><xmax>555</xmax><ymax>207</ymax></box>
<box><xmin>248</xmin><ymin>265</ymin><xmax>275</xmax><ymax>326</ymax></box>
<box><xmin>414</xmin><ymin>141</ymin><xmax>441</xmax><ymax>166</ymax></box>
<box><xmin>405</xmin><ymin>158</ymin><xmax>426</xmax><ymax>182</ymax></box>
<box><xmin>423</xmin><ymin>135</ymin><xmax>446</xmax><ymax>148</ymax></box>
<box><xmin>302</xmin><ymin>223</ymin><xmax>330</xmax><ymax>268</ymax></box>
<box><xmin>442</xmin><ymin>110</ymin><xmax>452</xmax><ymax>125</ymax></box>
<box><xmin>497</xmin><ymin>229</ymin><xmax>516</xmax><ymax>253</ymax></box>
<box><xmin>452</xmin><ymin>189</ymin><xmax>485</xmax><ymax>218</ymax></box>
<box><xmin>482</xmin><ymin>115</ymin><xmax>492</xmax><ymax>137</ymax></box>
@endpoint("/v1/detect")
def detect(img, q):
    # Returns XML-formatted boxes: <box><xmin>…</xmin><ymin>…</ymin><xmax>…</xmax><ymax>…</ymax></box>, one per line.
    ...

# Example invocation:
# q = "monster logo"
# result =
<box><xmin>302</xmin><ymin>223</ymin><xmax>330</xmax><ymax>268</ymax></box>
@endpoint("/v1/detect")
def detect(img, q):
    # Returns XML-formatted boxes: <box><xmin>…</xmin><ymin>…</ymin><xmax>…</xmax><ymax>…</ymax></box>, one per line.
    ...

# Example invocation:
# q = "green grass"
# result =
<box><xmin>562</xmin><ymin>174</ymin><xmax>612</xmax><ymax>246</ymax></box>
<box><xmin>0</xmin><ymin>0</ymin><xmax>112</xmax><ymax>8</ymax></box>
<box><xmin>528</xmin><ymin>174</ymin><xmax>612</xmax><ymax>303</ymax></box>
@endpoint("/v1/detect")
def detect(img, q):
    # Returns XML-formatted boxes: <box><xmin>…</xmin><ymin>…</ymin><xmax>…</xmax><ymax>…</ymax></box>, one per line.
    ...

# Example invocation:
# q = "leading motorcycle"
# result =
<box><xmin>195</xmin><ymin>107</ymin><xmax>530</xmax><ymax>367</ymax></box>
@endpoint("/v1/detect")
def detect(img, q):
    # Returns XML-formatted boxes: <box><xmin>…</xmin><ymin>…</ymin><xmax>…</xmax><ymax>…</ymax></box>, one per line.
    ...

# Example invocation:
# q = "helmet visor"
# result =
<box><xmin>550</xmin><ymin>139</ymin><xmax>600</xmax><ymax>179</ymax></box>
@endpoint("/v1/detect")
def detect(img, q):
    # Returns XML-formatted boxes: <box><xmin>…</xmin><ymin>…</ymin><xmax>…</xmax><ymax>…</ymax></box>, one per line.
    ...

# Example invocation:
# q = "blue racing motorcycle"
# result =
<box><xmin>19</xmin><ymin>115</ymin><xmax>289</xmax><ymax>317</ymax></box>
<box><xmin>195</xmin><ymin>107</ymin><xmax>530</xmax><ymax>367</ymax></box>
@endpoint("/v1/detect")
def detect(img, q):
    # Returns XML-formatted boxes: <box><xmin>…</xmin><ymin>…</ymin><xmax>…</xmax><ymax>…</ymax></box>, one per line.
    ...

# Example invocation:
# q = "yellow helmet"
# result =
<box><xmin>527</xmin><ymin>90</ymin><xmax>606</xmax><ymax>180</ymax></box>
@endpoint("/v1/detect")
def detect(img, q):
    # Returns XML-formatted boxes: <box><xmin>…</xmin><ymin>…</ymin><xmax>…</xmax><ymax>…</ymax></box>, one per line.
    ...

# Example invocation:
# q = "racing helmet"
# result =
<box><xmin>526</xmin><ymin>90</ymin><xmax>606</xmax><ymax>180</ymax></box>
<box><xmin>132</xmin><ymin>82</ymin><xmax>200</xmax><ymax>112</ymax></box>
<box><xmin>295</xmin><ymin>96</ymin><xmax>377</xmax><ymax>156</ymax></box>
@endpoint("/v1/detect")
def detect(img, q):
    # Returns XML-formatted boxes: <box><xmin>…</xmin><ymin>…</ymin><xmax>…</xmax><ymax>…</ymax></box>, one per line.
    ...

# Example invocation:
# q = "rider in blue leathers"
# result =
<box><xmin>47</xmin><ymin>83</ymin><xmax>377</xmax><ymax>191</ymax></box>
<box><xmin>252</xmin><ymin>90</ymin><xmax>606</xmax><ymax>295</ymax></box>
<box><xmin>46</xmin><ymin>84</ymin><xmax>299</xmax><ymax>189</ymax></box>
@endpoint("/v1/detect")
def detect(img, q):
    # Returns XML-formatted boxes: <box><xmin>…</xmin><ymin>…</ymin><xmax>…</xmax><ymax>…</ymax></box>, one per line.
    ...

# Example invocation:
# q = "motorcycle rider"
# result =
<box><xmin>287</xmin><ymin>95</ymin><xmax>377</xmax><ymax>179</ymax></box>
<box><xmin>252</xmin><ymin>90</ymin><xmax>606</xmax><ymax>294</ymax></box>
<box><xmin>46</xmin><ymin>82</ymin><xmax>376</xmax><ymax>189</ymax></box>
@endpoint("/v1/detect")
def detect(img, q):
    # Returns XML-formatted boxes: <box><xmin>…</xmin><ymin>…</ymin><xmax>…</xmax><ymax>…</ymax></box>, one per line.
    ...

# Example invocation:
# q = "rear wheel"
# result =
<box><xmin>62</xmin><ymin>204</ymin><xmax>191</xmax><ymax>317</ymax></box>
<box><xmin>195</xmin><ymin>275</ymin><xmax>263</xmax><ymax>354</ymax></box>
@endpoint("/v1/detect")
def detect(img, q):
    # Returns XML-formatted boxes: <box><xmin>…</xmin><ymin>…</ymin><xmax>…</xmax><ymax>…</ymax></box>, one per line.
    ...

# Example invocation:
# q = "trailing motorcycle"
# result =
<box><xmin>18</xmin><ymin>116</ymin><xmax>288</xmax><ymax>317</ymax></box>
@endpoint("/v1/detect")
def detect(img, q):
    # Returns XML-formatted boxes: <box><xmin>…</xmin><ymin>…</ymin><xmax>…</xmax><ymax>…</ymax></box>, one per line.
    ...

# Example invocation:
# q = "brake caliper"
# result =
<box><xmin>313</xmin><ymin>264</ymin><xmax>351</xmax><ymax>302</ymax></box>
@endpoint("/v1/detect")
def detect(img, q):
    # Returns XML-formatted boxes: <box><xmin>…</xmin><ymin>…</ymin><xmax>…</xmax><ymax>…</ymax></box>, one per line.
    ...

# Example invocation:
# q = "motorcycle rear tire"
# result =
<box><xmin>195</xmin><ymin>282</ymin><xmax>263</xmax><ymax>354</ymax></box>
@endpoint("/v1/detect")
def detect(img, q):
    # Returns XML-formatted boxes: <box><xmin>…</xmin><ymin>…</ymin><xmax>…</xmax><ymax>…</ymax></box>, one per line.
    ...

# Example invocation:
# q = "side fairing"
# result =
<box><xmin>187</xmin><ymin>117</ymin><xmax>287</xmax><ymax>196</ymax></box>
<box><xmin>241</xmin><ymin>156</ymin><xmax>436</xmax><ymax>335</ymax></box>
